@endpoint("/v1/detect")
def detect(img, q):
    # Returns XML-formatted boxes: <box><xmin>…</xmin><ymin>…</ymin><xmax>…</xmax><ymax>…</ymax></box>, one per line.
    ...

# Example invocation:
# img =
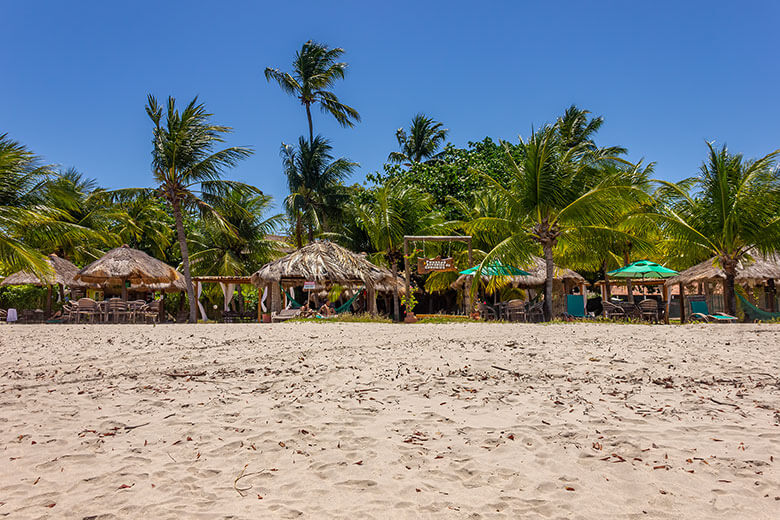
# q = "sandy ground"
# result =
<box><xmin>0</xmin><ymin>323</ymin><xmax>779</xmax><ymax>519</ymax></box>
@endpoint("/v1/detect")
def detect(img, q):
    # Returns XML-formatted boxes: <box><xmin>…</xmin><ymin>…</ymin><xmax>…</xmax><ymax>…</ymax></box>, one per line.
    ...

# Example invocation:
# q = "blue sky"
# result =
<box><xmin>2</xmin><ymin>1</ymin><xmax>778</xmax><ymax>209</ymax></box>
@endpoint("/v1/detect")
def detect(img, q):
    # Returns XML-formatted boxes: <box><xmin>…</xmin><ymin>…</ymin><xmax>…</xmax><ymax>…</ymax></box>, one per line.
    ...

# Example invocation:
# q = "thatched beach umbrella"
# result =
<box><xmin>74</xmin><ymin>245</ymin><xmax>184</xmax><ymax>300</ymax></box>
<box><xmin>251</xmin><ymin>241</ymin><xmax>404</xmax><ymax>315</ymax></box>
<box><xmin>0</xmin><ymin>253</ymin><xmax>88</xmax><ymax>316</ymax></box>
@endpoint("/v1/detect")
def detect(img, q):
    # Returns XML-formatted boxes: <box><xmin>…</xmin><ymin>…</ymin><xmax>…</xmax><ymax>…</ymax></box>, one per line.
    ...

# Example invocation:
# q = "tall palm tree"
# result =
<box><xmin>652</xmin><ymin>142</ymin><xmax>780</xmax><ymax>315</ymax></box>
<box><xmin>265</xmin><ymin>41</ymin><xmax>360</xmax><ymax>143</ymax></box>
<box><xmin>556</xmin><ymin>105</ymin><xmax>627</xmax><ymax>157</ymax></box>
<box><xmin>281</xmin><ymin>135</ymin><xmax>357</xmax><ymax>247</ymax></box>
<box><xmin>388</xmin><ymin>113</ymin><xmax>449</xmax><ymax>165</ymax></box>
<box><xmin>352</xmin><ymin>183</ymin><xmax>445</xmax><ymax>321</ymax></box>
<box><xmin>467</xmin><ymin>124</ymin><xmax>647</xmax><ymax>320</ymax></box>
<box><xmin>118</xmin><ymin>95</ymin><xmax>254</xmax><ymax>323</ymax></box>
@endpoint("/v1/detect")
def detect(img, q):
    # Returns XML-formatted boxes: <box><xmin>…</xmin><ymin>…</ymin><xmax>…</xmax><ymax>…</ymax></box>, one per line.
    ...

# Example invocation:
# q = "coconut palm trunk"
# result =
<box><xmin>172</xmin><ymin>200</ymin><xmax>198</xmax><ymax>323</ymax></box>
<box><xmin>722</xmin><ymin>257</ymin><xmax>738</xmax><ymax>316</ymax></box>
<box><xmin>542</xmin><ymin>242</ymin><xmax>555</xmax><ymax>321</ymax></box>
<box><xmin>390</xmin><ymin>254</ymin><xmax>400</xmax><ymax>322</ymax></box>
<box><xmin>305</xmin><ymin>103</ymin><xmax>314</xmax><ymax>144</ymax></box>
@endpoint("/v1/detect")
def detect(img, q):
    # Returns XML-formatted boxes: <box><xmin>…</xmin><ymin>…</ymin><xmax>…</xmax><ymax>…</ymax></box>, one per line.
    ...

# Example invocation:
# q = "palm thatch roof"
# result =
<box><xmin>0</xmin><ymin>254</ymin><xmax>85</xmax><ymax>287</ymax></box>
<box><xmin>665</xmin><ymin>253</ymin><xmax>780</xmax><ymax>287</ymax></box>
<box><xmin>251</xmin><ymin>241</ymin><xmax>404</xmax><ymax>290</ymax></box>
<box><xmin>74</xmin><ymin>245</ymin><xmax>184</xmax><ymax>289</ymax></box>
<box><xmin>451</xmin><ymin>256</ymin><xmax>586</xmax><ymax>290</ymax></box>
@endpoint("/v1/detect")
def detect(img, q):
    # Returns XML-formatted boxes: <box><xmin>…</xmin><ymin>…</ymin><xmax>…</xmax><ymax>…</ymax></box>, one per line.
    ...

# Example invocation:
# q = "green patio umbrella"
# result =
<box><xmin>460</xmin><ymin>261</ymin><xmax>530</xmax><ymax>276</ymax></box>
<box><xmin>607</xmin><ymin>260</ymin><xmax>678</xmax><ymax>279</ymax></box>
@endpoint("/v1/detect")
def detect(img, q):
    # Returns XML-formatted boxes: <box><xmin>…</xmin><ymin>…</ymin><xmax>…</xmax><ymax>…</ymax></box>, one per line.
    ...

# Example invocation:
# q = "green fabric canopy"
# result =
<box><xmin>607</xmin><ymin>260</ymin><xmax>678</xmax><ymax>279</ymax></box>
<box><xmin>460</xmin><ymin>261</ymin><xmax>530</xmax><ymax>276</ymax></box>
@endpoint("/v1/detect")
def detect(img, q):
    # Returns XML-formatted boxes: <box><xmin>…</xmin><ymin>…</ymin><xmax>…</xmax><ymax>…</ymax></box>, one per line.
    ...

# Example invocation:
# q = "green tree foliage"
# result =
<box><xmin>388</xmin><ymin>113</ymin><xmax>449</xmax><ymax>165</ymax></box>
<box><xmin>651</xmin><ymin>142</ymin><xmax>780</xmax><ymax>315</ymax></box>
<box><xmin>350</xmin><ymin>183</ymin><xmax>447</xmax><ymax>321</ymax></box>
<box><xmin>117</xmin><ymin>95</ymin><xmax>255</xmax><ymax>323</ymax></box>
<box><xmin>281</xmin><ymin>135</ymin><xmax>357</xmax><ymax>248</ymax></box>
<box><xmin>265</xmin><ymin>41</ymin><xmax>360</xmax><ymax>143</ymax></box>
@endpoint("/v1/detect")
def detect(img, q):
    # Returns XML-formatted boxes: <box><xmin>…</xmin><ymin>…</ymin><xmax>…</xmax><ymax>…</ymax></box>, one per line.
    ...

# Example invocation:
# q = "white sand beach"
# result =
<box><xmin>1</xmin><ymin>323</ymin><xmax>779</xmax><ymax>519</ymax></box>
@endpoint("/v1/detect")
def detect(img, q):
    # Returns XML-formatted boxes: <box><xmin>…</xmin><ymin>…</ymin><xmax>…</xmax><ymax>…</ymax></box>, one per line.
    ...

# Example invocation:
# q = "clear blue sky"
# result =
<box><xmin>2</xmin><ymin>1</ymin><xmax>778</xmax><ymax>209</ymax></box>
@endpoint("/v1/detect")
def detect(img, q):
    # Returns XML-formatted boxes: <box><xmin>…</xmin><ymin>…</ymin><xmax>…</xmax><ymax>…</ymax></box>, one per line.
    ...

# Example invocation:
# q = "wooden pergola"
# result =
<box><xmin>403</xmin><ymin>235</ymin><xmax>473</xmax><ymax>313</ymax></box>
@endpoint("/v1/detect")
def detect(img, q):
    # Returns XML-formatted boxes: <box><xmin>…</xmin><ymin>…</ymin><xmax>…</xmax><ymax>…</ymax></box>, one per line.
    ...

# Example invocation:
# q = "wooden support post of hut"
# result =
<box><xmin>678</xmin><ymin>282</ymin><xmax>686</xmax><ymax>323</ymax></box>
<box><xmin>662</xmin><ymin>283</ymin><xmax>670</xmax><ymax>324</ymax></box>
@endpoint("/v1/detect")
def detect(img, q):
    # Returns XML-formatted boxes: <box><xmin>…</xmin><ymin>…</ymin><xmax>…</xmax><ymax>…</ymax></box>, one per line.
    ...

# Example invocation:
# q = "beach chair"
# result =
<box><xmin>505</xmin><ymin>299</ymin><xmax>527</xmax><ymax>322</ymax></box>
<box><xmin>107</xmin><ymin>298</ymin><xmax>131</xmax><ymax>323</ymax></box>
<box><xmin>73</xmin><ymin>298</ymin><xmax>100</xmax><ymax>323</ymax></box>
<box><xmin>526</xmin><ymin>301</ymin><xmax>545</xmax><ymax>322</ymax></box>
<box><xmin>688</xmin><ymin>296</ymin><xmax>737</xmax><ymax>323</ymax></box>
<box><xmin>638</xmin><ymin>298</ymin><xmax>660</xmax><ymax>323</ymax></box>
<box><xmin>565</xmin><ymin>294</ymin><xmax>586</xmax><ymax>319</ymax></box>
<box><xmin>272</xmin><ymin>308</ymin><xmax>302</xmax><ymax>322</ymax></box>
<box><xmin>0</xmin><ymin>309</ymin><xmax>6</xmax><ymax>321</ymax></box>
<box><xmin>477</xmin><ymin>301</ymin><xmax>496</xmax><ymax>320</ymax></box>
<box><xmin>601</xmin><ymin>300</ymin><xmax>627</xmax><ymax>320</ymax></box>
<box><xmin>139</xmin><ymin>301</ymin><xmax>161</xmax><ymax>324</ymax></box>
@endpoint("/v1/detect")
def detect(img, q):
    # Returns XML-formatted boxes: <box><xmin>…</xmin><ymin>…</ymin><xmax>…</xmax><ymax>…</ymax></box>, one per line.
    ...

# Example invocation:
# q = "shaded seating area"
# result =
<box><xmin>451</xmin><ymin>256</ymin><xmax>587</xmax><ymax>320</ymax></box>
<box><xmin>61</xmin><ymin>297</ymin><xmax>162</xmax><ymax>324</ymax></box>
<box><xmin>664</xmin><ymin>253</ymin><xmax>780</xmax><ymax>323</ymax></box>
<box><xmin>251</xmin><ymin>241</ymin><xmax>405</xmax><ymax>320</ymax></box>
<box><xmin>0</xmin><ymin>253</ymin><xmax>89</xmax><ymax>320</ymax></box>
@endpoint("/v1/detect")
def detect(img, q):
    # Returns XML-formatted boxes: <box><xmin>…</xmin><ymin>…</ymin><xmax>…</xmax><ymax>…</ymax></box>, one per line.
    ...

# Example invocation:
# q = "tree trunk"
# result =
<box><xmin>543</xmin><ymin>242</ymin><xmax>554</xmax><ymax>321</ymax></box>
<box><xmin>391</xmin><ymin>254</ymin><xmax>400</xmax><ymax>322</ymax></box>
<box><xmin>602</xmin><ymin>260</ymin><xmax>612</xmax><ymax>300</ymax></box>
<box><xmin>305</xmin><ymin>103</ymin><xmax>314</xmax><ymax>144</ymax></box>
<box><xmin>295</xmin><ymin>212</ymin><xmax>303</xmax><ymax>249</ymax></box>
<box><xmin>724</xmin><ymin>269</ymin><xmax>737</xmax><ymax>317</ymax></box>
<box><xmin>172</xmin><ymin>200</ymin><xmax>198</xmax><ymax>323</ymax></box>
<box><xmin>307</xmin><ymin>223</ymin><xmax>315</xmax><ymax>243</ymax></box>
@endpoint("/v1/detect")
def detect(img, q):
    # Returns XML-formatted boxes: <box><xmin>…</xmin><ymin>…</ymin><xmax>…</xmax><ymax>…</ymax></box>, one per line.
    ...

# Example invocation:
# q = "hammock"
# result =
<box><xmin>335</xmin><ymin>289</ymin><xmax>364</xmax><ymax>314</ymax></box>
<box><xmin>284</xmin><ymin>285</ymin><xmax>362</xmax><ymax>314</ymax></box>
<box><xmin>282</xmin><ymin>286</ymin><xmax>303</xmax><ymax>309</ymax></box>
<box><xmin>738</xmin><ymin>294</ymin><xmax>780</xmax><ymax>322</ymax></box>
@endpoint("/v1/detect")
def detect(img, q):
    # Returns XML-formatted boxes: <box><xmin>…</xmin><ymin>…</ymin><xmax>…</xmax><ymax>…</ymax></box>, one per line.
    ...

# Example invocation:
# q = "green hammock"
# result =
<box><xmin>282</xmin><ymin>287</ymin><xmax>303</xmax><ymax>309</ymax></box>
<box><xmin>283</xmin><ymin>285</ymin><xmax>362</xmax><ymax>314</ymax></box>
<box><xmin>738</xmin><ymin>294</ymin><xmax>780</xmax><ymax>322</ymax></box>
<box><xmin>335</xmin><ymin>290</ymin><xmax>363</xmax><ymax>314</ymax></box>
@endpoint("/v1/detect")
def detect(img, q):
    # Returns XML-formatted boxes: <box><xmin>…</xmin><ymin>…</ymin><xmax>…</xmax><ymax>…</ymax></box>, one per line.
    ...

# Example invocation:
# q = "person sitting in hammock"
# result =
<box><xmin>299</xmin><ymin>303</ymin><xmax>315</xmax><ymax>318</ymax></box>
<box><xmin>319</xmin><ymin>301</ymin><xmax>336</xmax><ymax>317</ymax></box>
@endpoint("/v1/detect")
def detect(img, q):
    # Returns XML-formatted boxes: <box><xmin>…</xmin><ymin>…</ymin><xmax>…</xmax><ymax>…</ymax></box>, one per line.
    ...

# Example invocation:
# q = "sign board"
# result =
<box><xmin>417</xmin><ymin>256</ymin><xmax>456</xmax><ymax>274</ymax></box>
<box><xmin>303</xmin><ymin>281</ymin><xmax>316</xmax><ymax>290</ymax></box>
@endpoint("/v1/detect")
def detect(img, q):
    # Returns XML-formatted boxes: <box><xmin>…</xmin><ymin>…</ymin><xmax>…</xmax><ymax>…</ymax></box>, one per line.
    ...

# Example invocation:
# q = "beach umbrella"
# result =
<box><xmin>460</xmin><ymin>261</ymin><xmax>530</xmax><ymax>276</ymax></box>
<box><xmin>608</xmin><ymin>260</ymin><xmax>678</xmax><ymax>279</ymax></box>
<box><xmin>74</xmin><ymin>245</ymin><xmax>184</xmax><ymax>300</ymax></box>
<box><xmin>608</xmin><ymin>260</ymin><xmax>678</xmax><ymax>300</ymax></box>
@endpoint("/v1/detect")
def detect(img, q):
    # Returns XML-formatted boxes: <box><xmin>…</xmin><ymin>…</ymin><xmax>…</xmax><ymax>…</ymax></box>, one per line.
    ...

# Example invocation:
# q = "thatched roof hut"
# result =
<box><xmin>664</xmin><ymin>254</ymin><xmax>780</xmax><ymax>288</ymax></box>
<box><xmin>450</xmin><ymin>256</ymin><xmax>586</xmax><ymax>290</ymax></box>
<box><xmin>74</xmin><ymin>245</ymin><xmax>184</xmax><ymax>296</ymax></box>
<box><xmin>0</xmin><ymin>254</ymin><xmax>84</xmax><ymax>287</ymax></box>
<box><xmin>251</xmin><ymin>241</ymin><xmax>406</xmax><ymax>315</ymax></box>
<box><xmin>251</xmin><ymin>241</ymin><xmax>402</xmax><ymax>290</ymax></box>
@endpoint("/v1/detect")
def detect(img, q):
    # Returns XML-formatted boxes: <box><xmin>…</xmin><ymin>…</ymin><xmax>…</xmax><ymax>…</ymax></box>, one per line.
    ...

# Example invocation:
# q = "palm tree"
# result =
<box><xmin>189</xmin><ymin>189</ymin><xmax>284</xmax><ymax>276</ymax></box>
<box><xmin>652</xmin><ymin>142</ymin><xmax>780</xmax><ymax>315</ymax></box>
<box><xmin>265</xmin><ymin>41</ymin><xmax>360</xmax><ymax>143</ymax></box>
<box><xmin>281</xmin><ymin>135</ymin><xmax>357</xmax><ymax>247</ymax></box>
<box><xmin>111</xmin><ymin>194</ymin><xmax>175</xmax><ymax>261</ymax></box>
<box><xmin>119</xmin><ymin>95</ymin><xmax>254</xmax><ymax>323</ymax></box>
<box><xmin>0</xmin><ymin>135</ymin><xmax>97</xmax><ymax>274</ymax></box>
<box><xmin>467</xmin><ymin>124</ymin><xmax>647</xmax><ymax>320</ymax></box>
<box><xmin>388</xmin><ymin>114</ymin><xmax>449</xmax><ymax>165</ymax></box>
<box><xmin>352</xmin><ymin>183</ymin><xmax>445</xmax><ymax>321</ymax></box>
<box><xmin>555</xmin><ymin>105</ymin><xmax>627</xmax><ymax>157</ymax></box>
